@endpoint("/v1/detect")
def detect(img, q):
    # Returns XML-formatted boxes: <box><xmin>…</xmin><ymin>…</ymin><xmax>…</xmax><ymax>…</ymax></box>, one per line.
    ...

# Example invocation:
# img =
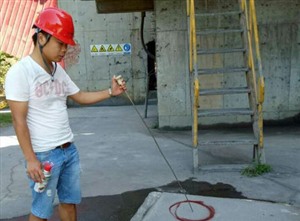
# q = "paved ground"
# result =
<box><xmin>0</xmin><ymin>105</ymin><xmax>300</xmax><ymax>220</ymax></box>
<box><xmin>132</xmin><ymin>192</ymin><xmax>300</xmax><ymax>221</ymax></box>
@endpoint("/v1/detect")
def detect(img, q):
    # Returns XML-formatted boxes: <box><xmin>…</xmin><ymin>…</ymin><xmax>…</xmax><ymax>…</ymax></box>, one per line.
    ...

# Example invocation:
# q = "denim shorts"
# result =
<box><xmin>27</xmin><ymin>143</ymin><xmax>81</xmax><ymax>219</ymax></box>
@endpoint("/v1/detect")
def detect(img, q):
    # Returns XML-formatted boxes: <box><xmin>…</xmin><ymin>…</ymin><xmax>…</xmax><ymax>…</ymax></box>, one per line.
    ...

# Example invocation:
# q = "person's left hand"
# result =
<box><xmin>111</xmin><ymin>75</ymin><xmax>126</xmax><ymax>96</ymax></box>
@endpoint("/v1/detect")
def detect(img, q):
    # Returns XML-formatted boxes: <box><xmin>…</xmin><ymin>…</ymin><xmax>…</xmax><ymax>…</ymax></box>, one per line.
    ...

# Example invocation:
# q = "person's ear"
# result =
<box><xmin>37</xmin><ymin>32</ymin><xmax>47</xmax><ymax>46</ymax></box>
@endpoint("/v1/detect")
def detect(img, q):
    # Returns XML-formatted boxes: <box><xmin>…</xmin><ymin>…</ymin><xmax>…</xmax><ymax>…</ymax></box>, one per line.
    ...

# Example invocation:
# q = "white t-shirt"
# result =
<box><xmin>5</xmin><ymin>56</ymin><xmax>80</xmax><ymax>152</ymax></box>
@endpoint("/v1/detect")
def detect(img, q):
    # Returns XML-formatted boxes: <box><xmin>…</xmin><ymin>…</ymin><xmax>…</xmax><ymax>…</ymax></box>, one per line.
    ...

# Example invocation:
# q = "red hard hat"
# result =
<box><xmin>34</xmin><ymin>7</ymin><xmax>75</xmax><ymax>45</ymax></box>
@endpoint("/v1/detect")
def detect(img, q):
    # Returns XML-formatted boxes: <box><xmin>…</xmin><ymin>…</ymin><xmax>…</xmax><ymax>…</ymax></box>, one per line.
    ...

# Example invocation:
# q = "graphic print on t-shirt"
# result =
<box><xmin>35</xmin><ymin>79</ymin><xmax>67</xmax><ymax>98</ymax></box>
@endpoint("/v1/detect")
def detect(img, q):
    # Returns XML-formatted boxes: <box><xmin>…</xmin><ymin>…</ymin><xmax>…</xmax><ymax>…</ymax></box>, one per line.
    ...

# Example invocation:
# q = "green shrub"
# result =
<box><xmin>0</xmin><ymin>51</ymin><xmax>18</xmax><ymax>94</ymax></box>
<box><xmin>0</xmin><ymin>51</ymin><xmax>18</xmax><ymax>109</ymax></box>
<box><xmin>241</xmin><ymin>163</ymin><xmax>272</xmax><ymax>177</ymax></box>
<box><xmin>0</xmin><ymin>113</ymin><xmax>12</xmax><ymax>127</ymax></box>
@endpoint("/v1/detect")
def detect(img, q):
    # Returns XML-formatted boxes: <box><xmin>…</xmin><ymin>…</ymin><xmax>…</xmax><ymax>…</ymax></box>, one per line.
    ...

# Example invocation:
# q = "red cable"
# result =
<box><xmin>169</xmin><ymin>200</ymin><xmax>215</xmax><ymax>221</ymax></box>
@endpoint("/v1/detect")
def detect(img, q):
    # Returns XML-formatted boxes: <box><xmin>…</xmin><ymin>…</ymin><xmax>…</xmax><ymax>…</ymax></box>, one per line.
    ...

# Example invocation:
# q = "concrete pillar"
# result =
<box><xmin>155</xmin><ymin>0</ymin><xmax>192</xmax><ymax>128</ymax></box>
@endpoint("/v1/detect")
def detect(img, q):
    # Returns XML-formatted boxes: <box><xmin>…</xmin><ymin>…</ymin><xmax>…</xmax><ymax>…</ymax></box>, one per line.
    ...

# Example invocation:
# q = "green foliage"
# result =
<box><xmin>0</xmin><ymin>51</ymin><xmax>18</xmax><ymax>95</ymax></box>
<box><xmin>0</xmin><ymin>113</ymin><xmax>12</xmax><ymax>127</ymax></box>
<box><xmin>241</xmin><ymin>163</ymin><xmax>272</xmax><ymax>177</ymax></box>
<box><xmin>0</xmin><ymin>51</ymin><xmax>18</xmax><ymax>109</ymax></box>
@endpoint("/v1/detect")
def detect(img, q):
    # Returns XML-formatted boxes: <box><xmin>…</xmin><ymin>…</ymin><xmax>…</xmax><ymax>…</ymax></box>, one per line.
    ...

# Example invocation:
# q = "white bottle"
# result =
<box><xmin>34</xmin><ymin>161</ymin><xmax>53</xmax><ymax>193</ymax></box>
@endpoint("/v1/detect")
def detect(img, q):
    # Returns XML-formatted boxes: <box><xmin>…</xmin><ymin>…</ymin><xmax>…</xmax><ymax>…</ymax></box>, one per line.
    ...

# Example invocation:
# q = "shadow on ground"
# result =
<box><xmin>1</xmin><ymin>179</ymin><xmax>246</xmax><ymax>221</ymax></box>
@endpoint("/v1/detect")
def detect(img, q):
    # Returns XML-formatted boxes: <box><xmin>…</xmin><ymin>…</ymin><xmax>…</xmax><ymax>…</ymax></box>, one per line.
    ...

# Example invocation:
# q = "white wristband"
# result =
<box><xmin>108</xmin><ymin>88</ymin><xmax>112</xmax><ymax>97</ymax></box>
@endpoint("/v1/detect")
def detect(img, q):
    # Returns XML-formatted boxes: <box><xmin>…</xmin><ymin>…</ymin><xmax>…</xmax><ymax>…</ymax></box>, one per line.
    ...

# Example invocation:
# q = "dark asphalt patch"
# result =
<box><xmin>1</xmin><ymin>179</ymin><xmax>245</xmax><ymax>221</ymax></box>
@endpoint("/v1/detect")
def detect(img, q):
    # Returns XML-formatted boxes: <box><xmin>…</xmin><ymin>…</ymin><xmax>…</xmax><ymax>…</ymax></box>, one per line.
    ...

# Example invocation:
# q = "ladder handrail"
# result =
<box><xmin>187</xmin><ymin>0</ymin><xmax>199</xmax><ymax>148</ymax></box>
<box><xmin>249</xmin><ymin>0</ymin><xmax>265</xmax><ymax>157</ymax></box>
<box><xmin>241</xmin><ymin>0</ymin><xmax>265</xmax><ymax>105</ymax></box>
<box><xmin>240</xmin><ymin>0</ymin><xmax>265</xmax><ymax>158</ymax></box>
<box><xmin>250</xmin><ymin>0</ymin><xmax>265</xmax><ymax>104</ymax></box>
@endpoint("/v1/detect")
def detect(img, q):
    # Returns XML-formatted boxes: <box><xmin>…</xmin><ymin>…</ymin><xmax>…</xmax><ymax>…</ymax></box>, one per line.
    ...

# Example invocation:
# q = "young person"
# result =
<box><xmin>4</xmin><ymin>7</ymin><xmax>126</xmax><ymax>221</ymax></box>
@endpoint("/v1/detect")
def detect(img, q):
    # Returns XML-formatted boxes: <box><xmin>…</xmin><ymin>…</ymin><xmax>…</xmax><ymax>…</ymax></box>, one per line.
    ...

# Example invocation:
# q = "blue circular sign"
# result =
<box><xmin>123</xmin><ymin>44</ymin><xmax>131</xmax><ymax>52</ymax></box>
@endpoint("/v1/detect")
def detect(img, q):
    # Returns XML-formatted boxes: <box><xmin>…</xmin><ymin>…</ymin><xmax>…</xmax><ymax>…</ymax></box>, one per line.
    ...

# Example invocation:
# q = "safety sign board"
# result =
<box><xmin>90</xmin><ymin>43</ymin><xmax>131</xmax><ymax>56</ymax></box>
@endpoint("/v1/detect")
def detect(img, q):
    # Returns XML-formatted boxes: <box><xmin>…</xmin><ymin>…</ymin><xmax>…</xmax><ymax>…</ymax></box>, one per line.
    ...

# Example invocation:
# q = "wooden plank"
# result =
<box><xmin>95</xmin><ymin>0</ymin><xmax>154</xmax><ymax>13</ymax></box>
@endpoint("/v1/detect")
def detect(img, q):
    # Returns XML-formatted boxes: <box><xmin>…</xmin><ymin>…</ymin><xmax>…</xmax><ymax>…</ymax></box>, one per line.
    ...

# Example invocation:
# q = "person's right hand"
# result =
<box><xmin>111</xmin><ymin>75</ymin><xmax>126</xmax><ymax>96</ymax></box>
<box><xmin>26</xmin><ymin>159</ymin><xmax>44</xmax><ymax>183</ymax></box>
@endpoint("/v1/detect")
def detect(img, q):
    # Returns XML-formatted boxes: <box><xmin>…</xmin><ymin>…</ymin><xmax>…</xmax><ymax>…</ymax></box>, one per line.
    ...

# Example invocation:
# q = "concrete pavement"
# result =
<box><xmin>132</xmin><ymin>192</ymin><xmax>300</xmax><ymax>221</ymax></box>
<box><xmin>0</xmin><ymin>105</ymin><xmax>300</xmax><ymax>220</ymax></box>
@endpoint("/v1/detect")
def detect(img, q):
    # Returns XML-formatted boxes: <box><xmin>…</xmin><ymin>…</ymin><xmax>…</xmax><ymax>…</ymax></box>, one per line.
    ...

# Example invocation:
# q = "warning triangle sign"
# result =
<box><xmin>100</xmin><ymin>45</ymin><xmax>106</xmax><ymax>52</ymax></box>
<box><xmin>115</xmin><ymin>44</ymin><xmax>123</xmax><ymax>52</ymax></box>
<box><xmin>107</xmin><ymin>44</ymin><xmax>114</xmax><ymax>52</ymax></box>
<box><xmin>91</xmin><ymin>45</ymin><xmax>98</xmax><ymax>52</ymax></box>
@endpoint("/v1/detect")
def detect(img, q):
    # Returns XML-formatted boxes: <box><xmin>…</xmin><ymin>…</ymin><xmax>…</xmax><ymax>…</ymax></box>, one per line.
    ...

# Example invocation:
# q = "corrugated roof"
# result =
<box><xmin>0</xmin><ymin>0</ymin><xmax>58</xmax><ymax>59</ymax></box>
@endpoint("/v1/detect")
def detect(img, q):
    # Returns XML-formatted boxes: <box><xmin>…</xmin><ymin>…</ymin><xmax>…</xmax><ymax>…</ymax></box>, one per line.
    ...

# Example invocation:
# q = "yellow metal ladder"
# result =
<box><xmin>187</xmin><ymin>0</ymin><xmax>265</xmax><ymax>169</ymax></box>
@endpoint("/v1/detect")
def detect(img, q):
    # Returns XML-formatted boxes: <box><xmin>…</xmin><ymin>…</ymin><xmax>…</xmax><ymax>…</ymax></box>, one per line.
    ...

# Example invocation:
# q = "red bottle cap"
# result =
<box><xmin>43</xmin><ymin>162</ymin><xmax>53</xmax><ymax>172</ymax></box>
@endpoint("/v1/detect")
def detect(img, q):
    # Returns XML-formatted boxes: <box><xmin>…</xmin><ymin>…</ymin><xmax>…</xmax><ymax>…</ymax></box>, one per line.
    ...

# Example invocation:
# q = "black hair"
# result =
<box><xmin>32</xmin><ymin>25</ymin><xmax>51</xmax><ymax>46</ymax></box>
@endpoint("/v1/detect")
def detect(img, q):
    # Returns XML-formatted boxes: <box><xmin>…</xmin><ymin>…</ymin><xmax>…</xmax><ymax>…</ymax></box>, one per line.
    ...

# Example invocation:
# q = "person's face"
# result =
<box><xmin>38</xmin><ymin>33</ymin><xmax>68</xmax><ymax>62</ymax></box>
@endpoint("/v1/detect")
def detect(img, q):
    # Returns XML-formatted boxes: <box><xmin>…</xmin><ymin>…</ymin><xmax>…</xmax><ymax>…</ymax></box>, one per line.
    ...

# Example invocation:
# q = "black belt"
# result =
<box><xmin>56</xmin><ymin>142</ymin><xmax>72</xmax><ymax>149</ymax></box>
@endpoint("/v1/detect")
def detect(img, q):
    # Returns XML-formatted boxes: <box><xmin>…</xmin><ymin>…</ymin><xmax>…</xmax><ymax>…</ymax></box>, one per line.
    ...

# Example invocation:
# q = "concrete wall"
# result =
<box><xmin>155</xmin><ymin>0</ymin><xmax>191</xmax><ymax>128</ymax></box>
<box><xmin>155</xmin><ymin>0</ymin><xmax>300</xmax><ymax>127</ymax></box>
<box><xmin>59</xmin><ymin>0</ymin><xmax>155</xmax><ymax>105</ymax></box>
<box><xmin>257</xmin><ymin>0</ymin><xmax>300</xmax><ymax>120</ymax></box>
<box><xmin>60</xmin><ymin>0</ymin><xmax>300</xmax><ymax>128</ymax></box>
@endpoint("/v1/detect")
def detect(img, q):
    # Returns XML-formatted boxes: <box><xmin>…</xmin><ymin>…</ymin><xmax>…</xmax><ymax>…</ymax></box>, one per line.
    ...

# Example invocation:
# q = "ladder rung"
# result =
<box><xmin>195</xmin><ymin>11</ymin><xmax>242</xmax><ymax>17</ymax></box>
<box><xmin>197</xmin><ymin>29</ymin><xmax>243</xmax><ymax>35</ymax></box>
<box><xmin>198</xmin><ymin>139</ymin><xmax>258</xmax><ymax>146</ymax></box>
<box><xmin>199</xmin><ymin>87</ymin><xmax>250</xmax><ymax>95</ymax></box>
<box><xmin>198</xmin><ymin>108</ymin><xmax>253</xmax><ymax>117</ymax></box>
<box><xmin>198</xmin><ymin>67</ymin><xmax>249</xmax><ymax>75</ymax></box>
<box><xmin>198</xmin><ymin>48</ymin><xmax>246</xmax><ymax>55</ymax></box>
